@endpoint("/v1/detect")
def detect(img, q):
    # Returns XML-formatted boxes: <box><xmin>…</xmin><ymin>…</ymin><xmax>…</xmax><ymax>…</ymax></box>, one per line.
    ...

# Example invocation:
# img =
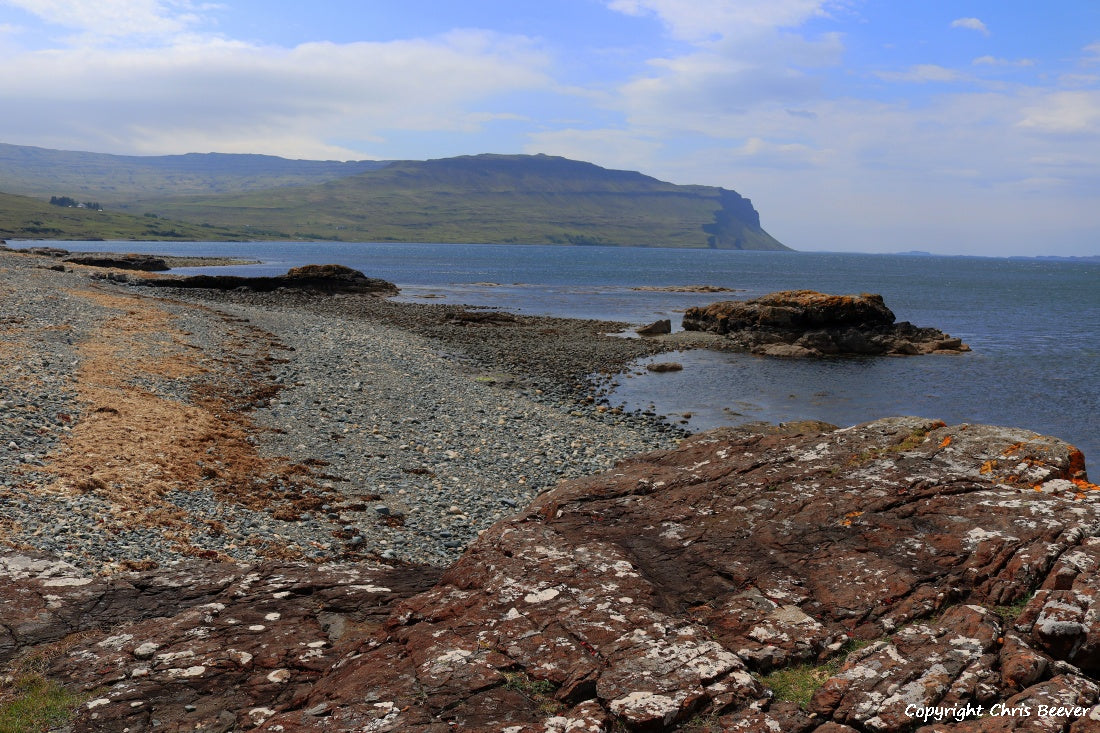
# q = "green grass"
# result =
<box><xmin>123</xmin><ymin>155</ymin><xmax>790</xmax><ymax>249</ymax></box>
<box><xmin>0</xmin><ymin>679</ymin><xmax>86</xmax><ymax>733</ymax></box>
<box><xmin>2</xmin><ymin>150</ymin><xmax>791</xmax><ymax>248</ymax></box>
<box><xmin>0</xmin><ymin>191</ymin><xmax>276</xmax><ymax>242</ymax></box>
<box><xmin>758</xmin><ymin>638</ymin><xmax>877</xmax><ymax>709</ymax></box>
<box><xmin>760</xmin><ymin>660</ymin><xmax>845</xmax><ymax>708</ymax></box>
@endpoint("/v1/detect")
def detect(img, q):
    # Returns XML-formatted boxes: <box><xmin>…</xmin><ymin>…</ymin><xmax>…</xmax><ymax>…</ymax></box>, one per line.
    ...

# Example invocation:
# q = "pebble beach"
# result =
<box><xmin>0</xmin><ymin>248</ymin><xmax>686</xmax><ymax>570</ymax></box>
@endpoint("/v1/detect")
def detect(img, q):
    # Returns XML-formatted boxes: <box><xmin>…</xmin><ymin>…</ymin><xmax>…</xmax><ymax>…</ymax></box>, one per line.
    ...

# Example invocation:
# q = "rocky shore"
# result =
<box><xmin>3</xmin><ymin>248</ymin><xmax>1099</xmax><ymax>732</ymax></box>
<box><xmin>0</xmin><ymin>248</ymin><xmax>681</xmax><ymax>572</ymax></box>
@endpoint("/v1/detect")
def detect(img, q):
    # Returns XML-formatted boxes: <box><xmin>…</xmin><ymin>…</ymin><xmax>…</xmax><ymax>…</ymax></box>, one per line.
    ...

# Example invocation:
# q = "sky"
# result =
<box><xmin>0</xmin><ymin>1</ymin><xmax>1098</xmax><ymax>256</ymax></box>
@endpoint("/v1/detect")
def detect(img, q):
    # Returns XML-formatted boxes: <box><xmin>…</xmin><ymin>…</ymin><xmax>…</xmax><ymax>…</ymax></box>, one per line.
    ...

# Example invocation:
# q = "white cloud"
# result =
<box><xmin>0</xmin><ymin>31</ymin><xmax>553</xmax><ymax>156</ymax></box>
<box><xmin>607</xmin><ymin>0</ymin><xmax>832</xmax><ymax>41</ymax></box>
<box><xmin>950</xmin><ymin>17</ymin><xmax>990</xmax><ymax>36</ymax></box>
<box><xmin>1017</xmin><ymin>91</ymin><xmax>1100</xmax><ymax>136</ymax></box>
<box><xmin>0</xmin><ymin>0</ymin><xmax>210</xmax><ymax>41</ymax></box>
<box><xmin>874</xmin><ymin>64</ymin><xmax>967</xmax><ymax>83</ymax></box>
<box><xmin>973</xmin><ymin>55</ymin><xmax>1035</xmax><ymax>67</ymax></box>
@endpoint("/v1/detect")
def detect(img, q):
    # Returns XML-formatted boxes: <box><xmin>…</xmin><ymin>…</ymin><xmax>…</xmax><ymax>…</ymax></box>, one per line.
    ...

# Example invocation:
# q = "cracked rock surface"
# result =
<box><xmin>10</xmin><ymin>416</ymin><xmax>1092</xmax><ymax>731</ymax></box>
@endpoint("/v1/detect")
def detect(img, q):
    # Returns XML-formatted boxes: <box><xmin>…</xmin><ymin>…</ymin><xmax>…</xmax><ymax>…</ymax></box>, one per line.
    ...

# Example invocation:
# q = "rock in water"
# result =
<box><xmin>636</xmin><ymin>318</ymin><xmax>672</xmax><ymax>336</ymax></box>
<box><xmin>682</xmin><ymin>289</ymin><xmax>970</xmax><ymax>356</ymax></box>
<box><xmin>133</xmin><ymin>263</ymin><xmax>399</xmax><ymax>295</ymax></box>
<box><xmin>63</xmin><ymin>253</ymin><xmax>170</xmax><ymax>271</ymax></box>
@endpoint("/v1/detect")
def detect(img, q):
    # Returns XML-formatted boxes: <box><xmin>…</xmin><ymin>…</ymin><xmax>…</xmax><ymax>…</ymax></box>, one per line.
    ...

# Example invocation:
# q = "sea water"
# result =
<box><xmin>13</xmin><ymin>241</ymin><xmax>1098</xmax><ymax>470</ymax></box>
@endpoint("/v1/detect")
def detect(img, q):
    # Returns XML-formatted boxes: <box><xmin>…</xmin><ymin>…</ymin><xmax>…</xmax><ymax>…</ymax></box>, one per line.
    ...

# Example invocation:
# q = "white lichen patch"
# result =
<box><xmin>609</xmin><ymin>691</ymin><xmax>684</xmax><ymax>725</ymax></box>
<box><xmin>42</xmin><ymin>577</ymin><xmax>93</xmax><ymax>587</ymax></box>
<box><xmin>964</xmin><ymin>527</ymin><xmax>1015</xmax><ymax>549</ymax></box>
<box><xmin>612</xmin><ymin>560</ymin><xmax>638</xmax><ymax>578</ymax></box>
<box><xmin>96</xmin><ymin>633</ymin><xmax>134</xmax><ymax>650</ymax></box>
<box><xmin>350</xmin><ymin>584</ymin><xmax>393</xmax><ymax>593</ymax></box>
<box><xmin>432</xmin><ymin>649</ymin><xmax>473</xmax><ymax>667</ymax></box>
<box><xmin>524</xmin><ymin>587</ymin><xmax>561</xmax><ymax>604</ymax></box>
<box><xmin>228</xmin><ymin>649</ymin><xmax>253</xmax><ymax>667</ymax></box>
<box><xmin>248</xmin><ymin>708</ymin><xmax>277</xmax><ymax>725</ymax></box>
<box><xmin>267</xmin><ymin>668</ymin><xmax>292</xmax><ymax>683</ymax></box>
<box><xmin>659</xmin><ymin>523</ymin><xmax>686</xmax><ymax>541</ymax></box>
<box><xmin>265</xmin><ymin>612</ymin><xmax>281</xmax><ymax>621</ymax></box>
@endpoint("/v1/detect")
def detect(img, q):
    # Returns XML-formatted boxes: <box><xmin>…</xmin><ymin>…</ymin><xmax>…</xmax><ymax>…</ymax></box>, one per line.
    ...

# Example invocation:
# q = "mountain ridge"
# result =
<box><xmin>0</xmin><ymin>143</ymin><xmax>789</xmax><ymax>249</ymax></box>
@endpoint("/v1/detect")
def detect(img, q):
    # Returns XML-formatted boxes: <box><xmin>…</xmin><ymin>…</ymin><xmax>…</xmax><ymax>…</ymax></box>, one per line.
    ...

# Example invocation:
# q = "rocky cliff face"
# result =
<box><xmin>4</xmin><ymin>418</ymin><xmax>1099</xmax><ymax>731</ymax></box>
<box><xmin>682</xmin><ymin>290</ymin><xmax>970</xmax><ymax>357</ymax></box>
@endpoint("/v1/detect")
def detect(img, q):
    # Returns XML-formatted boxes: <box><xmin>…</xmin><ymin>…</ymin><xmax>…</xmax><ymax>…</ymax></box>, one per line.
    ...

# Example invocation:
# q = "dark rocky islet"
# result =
<box><xmin>683</xmin><ymin>289</ymin><xmax>971</xmax><ymax>357</ymax></box>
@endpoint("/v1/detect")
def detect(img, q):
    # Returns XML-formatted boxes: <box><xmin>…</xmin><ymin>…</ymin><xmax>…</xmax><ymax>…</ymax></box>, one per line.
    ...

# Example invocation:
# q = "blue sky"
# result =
<box><xmin>0</xmin><ymin>1</ymin><xmax>1097</xmax><ymax>255</ymax></box>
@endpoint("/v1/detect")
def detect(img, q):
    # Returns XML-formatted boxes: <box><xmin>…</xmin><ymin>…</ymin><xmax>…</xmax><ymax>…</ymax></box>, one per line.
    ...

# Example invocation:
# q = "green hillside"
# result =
<box><xmin>0</xmin><ymin>142</ymin><xmax>385</xmax><ymax>203</ymax></box>
<box><xmin>0</xmin><ymin>190</ymin><xmax>268</xmax><ymax>241</ymax></box>
<box><xmin>0</xmin><ymin>143</ymin><xmax>789</xmax><ymax>249</ymax></box>
<box><xmin>138</xmin><ymin>154</ymin><xmax>789</xmax><ymax>249</ymax></box>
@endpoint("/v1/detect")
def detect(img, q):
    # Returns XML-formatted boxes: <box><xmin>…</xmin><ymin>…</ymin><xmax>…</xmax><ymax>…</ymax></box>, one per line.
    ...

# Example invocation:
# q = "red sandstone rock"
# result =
<box><xmin>6</xmin><ymin>417</ymin><xmax>1100</xmax><ymax>731</ymax></box>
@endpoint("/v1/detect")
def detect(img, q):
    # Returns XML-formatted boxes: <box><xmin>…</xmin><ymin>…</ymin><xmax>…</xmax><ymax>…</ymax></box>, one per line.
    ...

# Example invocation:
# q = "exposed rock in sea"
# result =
<box><xmin>636</xmin><ymin>318</ymin><xmax>672</xmax><ymax>336</ymax></box>
<box><xmin>682</xmin><ymin>289</ymin><xmax>970</xmax><ymax>357</ymax></box>
<box><xmin>8</xmin><ymin>417</ymin><xmax>1100</xmax><ymax>731</ymax></box>
<box><xmin>62</xmin><ymin>253</ymin><xmax>170</xmax><ymax>271</ymax></box>
<box><xmin>134</xmin><ymin>263</ymin><xmax>400</xmax><ymax>295</ymax></box>
<box><xmin>646</xmin><ymin>360</ymin><xmax>683</xmax><ymax>372</ymax></box>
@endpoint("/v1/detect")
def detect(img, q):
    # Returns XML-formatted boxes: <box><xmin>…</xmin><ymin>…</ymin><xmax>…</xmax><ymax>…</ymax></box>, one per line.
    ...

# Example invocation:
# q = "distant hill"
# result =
<box><xmin>0</xmin><ymin>144</ymin><xmax>789</xmax><ymax>249</ymax></box>
<box><xmin>0</xmin><ymin>190</ymin><xmax>264</xmax><ymax>241</ymax></box>
<box><xmin>0</xmin><ymin>142</ymin><xmax>385</xmax><ymax>202</ymax></box>
<box><xmin>136</xmin><ymin>154</ymin><xmax>790</xmax><ymax>249</ymax></box>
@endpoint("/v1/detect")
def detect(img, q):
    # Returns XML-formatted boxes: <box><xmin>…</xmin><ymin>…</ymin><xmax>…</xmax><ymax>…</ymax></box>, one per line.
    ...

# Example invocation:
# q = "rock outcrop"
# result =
<box><xmin>135</xmin><ymin>263</ymin><xmax>399</xmax><ymax>295</ymax></box>
<box><xmin>62</xmin><ymin>253</ymin><xmax>171</xmax><ymax>271</ymax></box>
<box><xmin>636</xmin><ymin>318</ymin><xmax>672</xmax><ymax>336</ymax></box>
<box><xmin>7</xmin><ymin>418</ymin><xmax>1100</xmax><ymax>731</ymax></box>
<box><xmin>682</xmin><ymin>290</ymin><xmax>970</xmax><ymax>356</ymax></box>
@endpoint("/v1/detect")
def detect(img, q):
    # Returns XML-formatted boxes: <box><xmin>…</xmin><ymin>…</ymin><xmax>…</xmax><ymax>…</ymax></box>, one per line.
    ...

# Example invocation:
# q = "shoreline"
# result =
<box><xmin>0</xmin><ymin>248</ymin><xmax>690</xmax><ymax>571</ymax></box>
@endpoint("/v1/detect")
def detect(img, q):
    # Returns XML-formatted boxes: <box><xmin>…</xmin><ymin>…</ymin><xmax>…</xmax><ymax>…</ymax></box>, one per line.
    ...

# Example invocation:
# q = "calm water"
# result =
<box><xmin>15</xmin><ymin>240</ymin><xmax>1099</xmax><ymax>470</ymax></box>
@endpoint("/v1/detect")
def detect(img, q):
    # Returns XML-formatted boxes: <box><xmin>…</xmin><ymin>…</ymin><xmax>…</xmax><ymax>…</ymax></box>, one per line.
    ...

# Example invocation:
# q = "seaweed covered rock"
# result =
<box><xmin>134</xmin><ymin>263</ymin><xmax>399</xmax><ymax>295</ymax></box>
<box><xmin>62</xmin><ymin>253</ymin><xmax>170</xmax><ymax>271</ymax></box>
<box><xmin>682</xmin><ymin>290</ymin><xmax>970</xmax><ymax>356</ymax></box>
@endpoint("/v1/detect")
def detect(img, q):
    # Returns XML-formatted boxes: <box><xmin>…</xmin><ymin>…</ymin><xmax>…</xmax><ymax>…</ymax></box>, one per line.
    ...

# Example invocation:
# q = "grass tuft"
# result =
<box><xmin>0</xmin><ymin>678</ymin><xmax>86</xmax><ymax>733</ymax></box>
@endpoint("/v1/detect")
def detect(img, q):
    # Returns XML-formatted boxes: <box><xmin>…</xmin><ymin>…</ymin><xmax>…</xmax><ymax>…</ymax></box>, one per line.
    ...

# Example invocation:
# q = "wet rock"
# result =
<box><xmin>682</xmin><ymin>290</ymin><xmax>970</xmax><ymax>356</ymax></box>
<box><xmin>645</xmin><ymin>361</ymin><xmax>683</xmax><ymax>372</ymax></box>
<box><xmin>133</xmin><ymin>263</ymin><xmax>399</xmax><ymax>295</ymax></box>
<box><xmin>636</xmin><ymin>318</ymin><xmax>672</xmax><ymax>336</ymax></box>
<box><xmin>62</xmin><ymin>253</ymin><xmax>170</xmax><ymax>271</ymax></box>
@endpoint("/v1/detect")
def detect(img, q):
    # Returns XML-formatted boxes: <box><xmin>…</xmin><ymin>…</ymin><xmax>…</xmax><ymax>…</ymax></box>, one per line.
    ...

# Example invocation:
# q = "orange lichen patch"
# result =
<box><xmin>980</xmin><ymin>460</ymin><xmax>997</xmax><ymax>475</ymax></box>
<box><xmin>1001</xmin><ymin>442</ymin><xmax>1027</xmax><ymax>457</ymax></box>
<box><xmin>939</xmin><ymin>436</ymin><xmax>953</xmax><ymax>448</ymax></box>
<box><xmin>1068</xmin><ymin>449</ymin><xmax>1089</xmax><ymax>480</ymax></box>
<box><xmin>1072</xmin><ymin>478</ymin><xmax>1100</xmax><ymax>491</ymax></box>
<box><xmin>845</xmin><ymin>511</ymin><xmax>864</xmax><ymax>518</ymax></box>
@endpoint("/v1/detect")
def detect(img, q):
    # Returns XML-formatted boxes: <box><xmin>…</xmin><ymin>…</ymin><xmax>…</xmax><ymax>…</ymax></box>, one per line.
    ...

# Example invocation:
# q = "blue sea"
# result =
<box><xmin>14</xmin><ymin>240</ymin><xmax>1099</xmax><ymax>471</ymax></box>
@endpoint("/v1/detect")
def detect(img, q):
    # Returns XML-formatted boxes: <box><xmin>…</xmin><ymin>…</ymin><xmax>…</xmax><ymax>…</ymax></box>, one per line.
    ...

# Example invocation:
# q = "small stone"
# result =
<box><xmin>133</xmin><ymin>642</ymin><xmax>159</xmax><ymax>659</ymax></box>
